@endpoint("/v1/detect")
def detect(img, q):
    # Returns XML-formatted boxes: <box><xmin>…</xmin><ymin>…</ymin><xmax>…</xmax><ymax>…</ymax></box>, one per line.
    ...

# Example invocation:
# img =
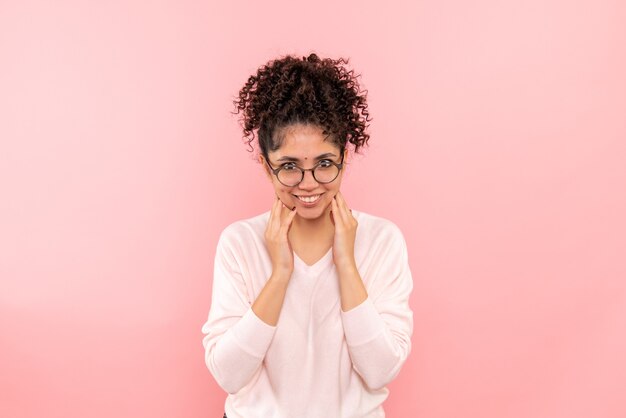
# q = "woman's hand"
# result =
<box><xmin>265</xmin><ymin>195</ymin><xmax>298</xmax><ymax>278</ymax></box>
<box><xmin>330</xmin><ymin>191</ymin><xmax>358</xmax><ymax>272</ymax></box>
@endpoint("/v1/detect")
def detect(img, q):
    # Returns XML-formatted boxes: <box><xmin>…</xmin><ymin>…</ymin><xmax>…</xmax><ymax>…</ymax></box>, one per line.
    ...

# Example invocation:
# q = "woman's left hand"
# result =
<box><xmin>330</xmin><ymin>191</ymin><xmax>358</xmax><ymax>272</ymax></box>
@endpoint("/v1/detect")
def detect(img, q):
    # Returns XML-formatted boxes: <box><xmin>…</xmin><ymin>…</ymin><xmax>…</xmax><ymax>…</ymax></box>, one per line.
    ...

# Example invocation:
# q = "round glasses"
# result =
<box><xmin>265</xmin><ymin>153</ymin><xmax>345</xmax><ymax>187</ymax></box>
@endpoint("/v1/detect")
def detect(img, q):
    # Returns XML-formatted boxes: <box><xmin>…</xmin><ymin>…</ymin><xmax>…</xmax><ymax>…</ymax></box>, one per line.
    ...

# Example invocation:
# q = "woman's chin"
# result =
<box><xmin>295</xmin><ymin>202</ymin><xmax>331</xmax><ymax>219</ymax></box>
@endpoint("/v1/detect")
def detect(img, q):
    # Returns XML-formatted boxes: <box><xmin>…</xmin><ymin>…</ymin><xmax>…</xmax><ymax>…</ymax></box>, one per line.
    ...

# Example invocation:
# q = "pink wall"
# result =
<box><xmin>1</xmin><ymin>1</ymin><xmax>625</xmax><ymax>417</ymax></box>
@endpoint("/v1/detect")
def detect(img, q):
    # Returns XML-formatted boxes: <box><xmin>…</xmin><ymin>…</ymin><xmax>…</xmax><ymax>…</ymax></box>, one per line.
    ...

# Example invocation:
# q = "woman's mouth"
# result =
<box><xmin>293</xmin><ymin>193</ymin><xmax>323</xmax><ymax>206</ymax></box>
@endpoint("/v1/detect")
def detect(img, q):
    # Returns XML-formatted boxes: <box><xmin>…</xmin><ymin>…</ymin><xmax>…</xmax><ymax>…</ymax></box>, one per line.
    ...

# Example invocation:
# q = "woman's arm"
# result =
<box><xmin>339</xmin><ymin>225</ymin><xmax>414</xmax><ymax>391</ymax></box>
<box><xmin>201</xmin><ymin>228</ymin><xmax>287</xmax><ymax>394</ymax></box>
<box><xmin>203</xmin><ymin>200</ymin><xmax>297</xmax><ymax>394</ymax></box>
<box><xmin>251</xmin><ymin>272</ymin><xmax>290</xmax><ymax>326</ymax></box>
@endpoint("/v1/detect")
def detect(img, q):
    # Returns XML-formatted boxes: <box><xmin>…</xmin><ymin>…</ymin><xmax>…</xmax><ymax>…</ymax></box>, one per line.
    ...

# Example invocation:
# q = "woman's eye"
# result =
<box><xmin>318</xmin><ymin>160</ymin><xmax>333</xmax><ymax>167</ymax></box>
<box><xmin>282</xmin><ymin>163</ymin><xmax>297</xmax><ymax>170</ymax></box>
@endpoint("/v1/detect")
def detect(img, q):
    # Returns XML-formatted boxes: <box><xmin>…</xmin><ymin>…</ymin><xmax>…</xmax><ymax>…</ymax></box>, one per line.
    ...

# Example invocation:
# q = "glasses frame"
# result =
<box><xmin>264</xmin><ymin>152</ymin><xmax>345</xmax><ymax>187</ymax></box>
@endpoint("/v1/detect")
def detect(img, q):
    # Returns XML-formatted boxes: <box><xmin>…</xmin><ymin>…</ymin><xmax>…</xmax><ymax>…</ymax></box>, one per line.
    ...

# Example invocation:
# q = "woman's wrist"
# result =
<box><xmin>334</xmin><ymin>259</ymin><xmax>358</xmax><ymax>276</ymax></box>
<box><xmin>270</xmin><ymin>268</ymin><xmax>293</xmax><ymax>284</ymax></box>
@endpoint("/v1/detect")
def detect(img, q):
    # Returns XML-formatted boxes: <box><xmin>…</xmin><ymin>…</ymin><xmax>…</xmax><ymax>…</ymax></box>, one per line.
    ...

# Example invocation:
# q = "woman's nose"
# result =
<box><xmin>298</xmin><ymin>169</ymin><xmax>319</xmax><ymax>189</ymax></box>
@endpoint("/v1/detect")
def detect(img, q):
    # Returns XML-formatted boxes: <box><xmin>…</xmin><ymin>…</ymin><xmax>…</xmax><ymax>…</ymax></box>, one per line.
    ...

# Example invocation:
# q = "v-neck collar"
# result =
<box><xmin>293</xmin><ymin>246</ymin><xmax>333</xmax><ymax>276</ymax></box>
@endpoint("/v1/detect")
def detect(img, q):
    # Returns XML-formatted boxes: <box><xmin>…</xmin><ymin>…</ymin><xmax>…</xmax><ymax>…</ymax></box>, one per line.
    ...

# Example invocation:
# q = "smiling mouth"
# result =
<box><xmin>293</xmin><ymin>193</ymin><xmax>323</xmax><ymax>203</ymax></box>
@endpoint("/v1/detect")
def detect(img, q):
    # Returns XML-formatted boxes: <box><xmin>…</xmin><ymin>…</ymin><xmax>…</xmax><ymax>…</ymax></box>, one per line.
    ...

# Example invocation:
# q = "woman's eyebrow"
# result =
<box><xmin>277</xmin><ymin>153</ymin><xmax>336</xmax><ymax>162</ymax></box>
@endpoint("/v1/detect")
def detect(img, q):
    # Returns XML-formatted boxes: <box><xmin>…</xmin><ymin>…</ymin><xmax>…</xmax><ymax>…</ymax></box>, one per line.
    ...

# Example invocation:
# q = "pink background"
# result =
<box><xmin>1</xmin><ymin>1</ymin><xmax>625</xmax><ymax>417</ymax></box>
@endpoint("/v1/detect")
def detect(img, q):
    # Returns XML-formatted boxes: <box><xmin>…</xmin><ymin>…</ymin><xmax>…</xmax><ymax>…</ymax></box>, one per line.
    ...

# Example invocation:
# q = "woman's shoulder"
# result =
<box><xmin>352</xmin><ymin>209</ymin><xmax>405</xmax><ymax>242</ymax></box>
<box><xmin>217</xmin><ymin>210</ymin><xmax>270</xmax><ymax>243</ymax></box>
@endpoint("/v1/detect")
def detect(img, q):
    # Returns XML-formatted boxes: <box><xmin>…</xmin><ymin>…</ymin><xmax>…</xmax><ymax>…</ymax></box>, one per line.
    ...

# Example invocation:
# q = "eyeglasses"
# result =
<box><xmin>265</xmin><ymin>153</ymin><xmax>345</xmax><ymax>187</ymax></box>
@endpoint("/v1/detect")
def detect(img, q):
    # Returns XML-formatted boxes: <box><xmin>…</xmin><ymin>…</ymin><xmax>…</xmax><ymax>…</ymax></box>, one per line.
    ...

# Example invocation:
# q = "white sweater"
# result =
<box><xmin>201</xmin><ymin>209</ymin><xmax>414</xmax><ymax>418</ymax></box>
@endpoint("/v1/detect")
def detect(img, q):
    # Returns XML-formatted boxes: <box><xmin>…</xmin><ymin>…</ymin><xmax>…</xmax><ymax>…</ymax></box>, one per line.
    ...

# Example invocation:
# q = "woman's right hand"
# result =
<box><xmin>265</xmin><ymin>195</ymin><xmax>298</xmax><ymax>278</ymax></box>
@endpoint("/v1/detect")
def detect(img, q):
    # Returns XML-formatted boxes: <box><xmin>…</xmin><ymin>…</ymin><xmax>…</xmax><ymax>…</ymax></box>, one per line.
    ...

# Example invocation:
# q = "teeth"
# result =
<box><xmin>297</xmin><ymin>194</ymin><xmax>321</xmax><ymax>203</ymax></box>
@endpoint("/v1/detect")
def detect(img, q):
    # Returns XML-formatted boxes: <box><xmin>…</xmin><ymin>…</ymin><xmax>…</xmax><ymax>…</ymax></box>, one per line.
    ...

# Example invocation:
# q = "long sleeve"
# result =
<box><xmin>201</xmin><ymin>226</ymin><xmax>277</xmax><ymax>394</ymax></box>
<box><xmin>340</xmin><ymin>223</ymin><xmax>414</xmax><ymax>391</ymax></box>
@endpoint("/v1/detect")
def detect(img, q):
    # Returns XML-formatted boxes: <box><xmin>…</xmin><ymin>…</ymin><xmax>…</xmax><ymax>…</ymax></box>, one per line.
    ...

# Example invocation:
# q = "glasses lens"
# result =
<box><xmin>277</xmin><ymin>167</ymin><xmax>302</xmax><ymax>186</ymax></box>
<box><xmin>313</xmin><ymin>162</ymin><xmax>339</xmax><ymax>183</ymax></box>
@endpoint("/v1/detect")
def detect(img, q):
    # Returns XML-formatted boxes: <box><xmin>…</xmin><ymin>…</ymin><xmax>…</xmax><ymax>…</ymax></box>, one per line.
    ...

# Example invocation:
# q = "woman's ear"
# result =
<box><xmin>259</xmin><ymin>154</ymin><xmax>272</xmax><ymax>180</ymax></box>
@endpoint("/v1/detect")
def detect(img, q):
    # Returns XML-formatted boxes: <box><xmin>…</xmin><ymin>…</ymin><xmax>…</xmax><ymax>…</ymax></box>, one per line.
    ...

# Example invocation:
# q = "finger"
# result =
<box><xmin>279</xmin><ymin>197</ymin><xmax>295</xmax><ymax>224</ymax></box>
<box><xmin>285</xmin><ymin>209</ymin><xmax>296</xmax><ymax>252</ymax></box>
<box><xmin>280</xmin><ymin>200</ymin><xmax>293</xmax><ymax>219</ymax></box>
<box><xmin>273</xmin><ymin>196</ymin><xmax>284</xmax><ymax>229</ymax></box>
<box><xmin>336</xmin><ymin>192</ymin><xmax>353</xmax><ymax>222</ymax></box>
<box><xmin>268</xmin><ymin>195</ymin><xmax>279</xmax><ymax>227</ymax></box>
<box><xmin>336</xmin><ymin>191</ymin><xmax>348</xmax><ymax>210</ymax></box>
<box><xmin>332</xmin><ymin>193</ymin><xmax>348</xmax><ymax>224</ymax></box>
<box><xmin>331</xmin><ymin>197</ymin><xmax>343</xmax><ymax>227</ymax></box>
<box><xmin>286</xmin><ymin>206</ymin><xmax>297</xmax><ymax>229</ymax></box>
<box><xmin>281</xmin><ymin>206</ymin><xmax>297</xmax><ymax>234</ymax></box>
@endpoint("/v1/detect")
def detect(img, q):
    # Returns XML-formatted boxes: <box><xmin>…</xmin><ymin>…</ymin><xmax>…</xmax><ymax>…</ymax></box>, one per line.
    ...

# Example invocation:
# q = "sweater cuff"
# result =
<box><xmin>231</xmin><ymin>307</ymin><xmax>277</xmax><ymax>358</ymax></box>
<box><xmin>340</xmin><ymin>297</ymin><xmax>386</xmax><ymax>346</ymax></box>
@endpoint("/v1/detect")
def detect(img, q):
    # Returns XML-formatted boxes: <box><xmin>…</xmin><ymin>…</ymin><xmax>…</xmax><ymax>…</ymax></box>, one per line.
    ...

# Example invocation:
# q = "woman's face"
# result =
<box><xmin>259</xmin><ymin>124</ymin><xmax>347</xmax><ymax>220</ymax></box>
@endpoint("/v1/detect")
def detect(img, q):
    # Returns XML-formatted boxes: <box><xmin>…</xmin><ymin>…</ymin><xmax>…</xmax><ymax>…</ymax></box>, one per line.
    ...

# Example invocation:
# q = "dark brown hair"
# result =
<box><xmin>232</xmin><ymin>53</ymin><xmax>372</xmax><ymax>160</ymax></box>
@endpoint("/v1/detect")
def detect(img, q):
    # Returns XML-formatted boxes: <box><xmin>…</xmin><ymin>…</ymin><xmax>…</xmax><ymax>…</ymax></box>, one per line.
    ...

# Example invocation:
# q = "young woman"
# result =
<box><xmin>202</xmin><ymin>53</ymin><xmax>414</xmax><ymax>418</ymax></box>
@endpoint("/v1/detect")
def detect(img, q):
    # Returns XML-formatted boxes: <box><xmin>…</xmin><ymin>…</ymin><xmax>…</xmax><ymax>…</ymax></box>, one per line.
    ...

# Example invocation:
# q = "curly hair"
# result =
<box><xmin>231</xmin><ymin>52</ymin><xmax>372</xmax><ymax>160</ymax></box>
